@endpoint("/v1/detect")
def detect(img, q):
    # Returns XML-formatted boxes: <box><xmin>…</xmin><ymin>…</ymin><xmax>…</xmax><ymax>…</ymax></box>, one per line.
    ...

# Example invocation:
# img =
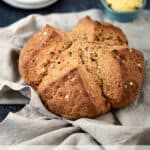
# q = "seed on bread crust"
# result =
<box><xmin>44</xmin><ymin>31</ymin><xmax>48</xmax><ymax>35</ymax></box>
<box><xmin>129</xmin><ymin>49</ymin><xmax>133</xmax><ymax>53</ymax></box>
<box><xmin>129</xmin><ymin>81</ymin><xmax>134</xmax><ymax>86</ymax></box>
<box><xmin>137</xmin><ymin>64</ymin><xmax>141</xmax><ymax>67</ymax></box>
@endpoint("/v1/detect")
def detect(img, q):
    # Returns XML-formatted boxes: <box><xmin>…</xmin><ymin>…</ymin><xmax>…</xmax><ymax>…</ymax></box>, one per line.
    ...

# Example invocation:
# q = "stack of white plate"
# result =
<box><xmin>2</xmin><ymin>0</ymin><xmax>59</xmax><ymax>9</ymax></box>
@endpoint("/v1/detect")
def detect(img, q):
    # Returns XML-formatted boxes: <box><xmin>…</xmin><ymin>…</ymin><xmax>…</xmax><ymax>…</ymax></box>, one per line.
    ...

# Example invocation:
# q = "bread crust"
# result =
<box><xmin>19</xmin><ymin>25</ymin><xmax>71</xmax><ymax>88</ymax></box>
<box><xmin>67</xmin><ymin>16</ymin><xmax>128</xmax><ymax>50</ymax></box>
<box><xmin>38</xmin><ymin>67</ymin><xmax>110</xmax><ymax>120</ymax></box>
<box><xmin>19</xmin><ymin>17</ymin><xmax>144</xmax><ymax>119</ymax></box>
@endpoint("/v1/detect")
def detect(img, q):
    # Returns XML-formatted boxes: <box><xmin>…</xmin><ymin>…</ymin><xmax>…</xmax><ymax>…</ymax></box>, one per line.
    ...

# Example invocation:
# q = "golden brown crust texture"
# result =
<box><xmin>19</xmin><ymin>17</ymin><xmax>144</xmax><ymax>120</ymax></box>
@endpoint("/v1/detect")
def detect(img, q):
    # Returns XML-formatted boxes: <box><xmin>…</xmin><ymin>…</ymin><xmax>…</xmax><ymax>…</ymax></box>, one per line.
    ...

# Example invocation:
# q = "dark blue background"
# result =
<box><xmin>0</xmin><ymin>0</ymin><xmax>150</xmax><ymax>121</ymax></box>
<box><xmin>0</xmin><ymin>0</ymin><xmax>150</xmax><ymax>27</ymax></box>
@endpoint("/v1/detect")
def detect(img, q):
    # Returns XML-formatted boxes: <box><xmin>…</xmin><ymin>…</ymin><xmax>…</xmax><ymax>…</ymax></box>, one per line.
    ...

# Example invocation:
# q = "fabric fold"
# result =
<box><xmin>0</xmin><ymin>9</ymin><xmax>150</xmax><ymax>148</ymax></box>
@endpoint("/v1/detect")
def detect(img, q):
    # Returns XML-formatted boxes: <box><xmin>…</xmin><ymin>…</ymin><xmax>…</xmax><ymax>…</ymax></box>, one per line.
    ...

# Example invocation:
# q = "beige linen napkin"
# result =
<box><xmin>0</xmin><ymin>9</ymin><xmax>150</xmax><ymax>149</ymax></box>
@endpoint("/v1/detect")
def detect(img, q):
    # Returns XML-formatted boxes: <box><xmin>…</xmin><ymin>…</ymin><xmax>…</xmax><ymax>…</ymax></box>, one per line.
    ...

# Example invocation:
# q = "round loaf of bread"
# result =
<box><xmin>19</xmin><ymin>17</ymin><xmax>144</xmax><ymax>120</ymax></box>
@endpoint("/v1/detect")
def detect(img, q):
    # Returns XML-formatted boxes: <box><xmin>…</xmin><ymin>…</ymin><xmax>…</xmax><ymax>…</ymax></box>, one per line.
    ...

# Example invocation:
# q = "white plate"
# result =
<box><xmin>2</xmin><ymin>0</ymin><xmax>59</xmax><ymax>9</ymax></box>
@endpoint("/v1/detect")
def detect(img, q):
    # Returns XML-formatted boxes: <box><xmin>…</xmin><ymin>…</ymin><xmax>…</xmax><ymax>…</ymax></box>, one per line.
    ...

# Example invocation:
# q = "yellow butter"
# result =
<box><xmin>105</xmin><ymin>0</ymin><xmax>143</xmax><ymax>12</ymax></box>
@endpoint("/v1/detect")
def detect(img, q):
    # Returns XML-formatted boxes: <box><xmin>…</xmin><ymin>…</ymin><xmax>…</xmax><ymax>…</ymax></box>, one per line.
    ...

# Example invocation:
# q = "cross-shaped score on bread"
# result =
<box><xmin>19</xmin><ymin>17</ymin><xmax>144</xmax><ymax>120</ymax></box>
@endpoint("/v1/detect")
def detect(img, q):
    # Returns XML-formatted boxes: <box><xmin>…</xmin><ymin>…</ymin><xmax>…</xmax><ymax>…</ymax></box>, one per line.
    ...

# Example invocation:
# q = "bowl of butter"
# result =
<box><xmin>100</xmin><ymin>0</ymin><xmax>146</xmax><ymax>22</ymax></box>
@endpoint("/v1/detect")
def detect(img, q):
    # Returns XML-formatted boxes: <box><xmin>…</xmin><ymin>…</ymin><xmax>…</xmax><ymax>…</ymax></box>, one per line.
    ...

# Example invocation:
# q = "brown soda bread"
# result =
<box><xmin>19</xmin><ymin>17</ymin><xmax>144</xmax><ymax>120</ymax></box>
